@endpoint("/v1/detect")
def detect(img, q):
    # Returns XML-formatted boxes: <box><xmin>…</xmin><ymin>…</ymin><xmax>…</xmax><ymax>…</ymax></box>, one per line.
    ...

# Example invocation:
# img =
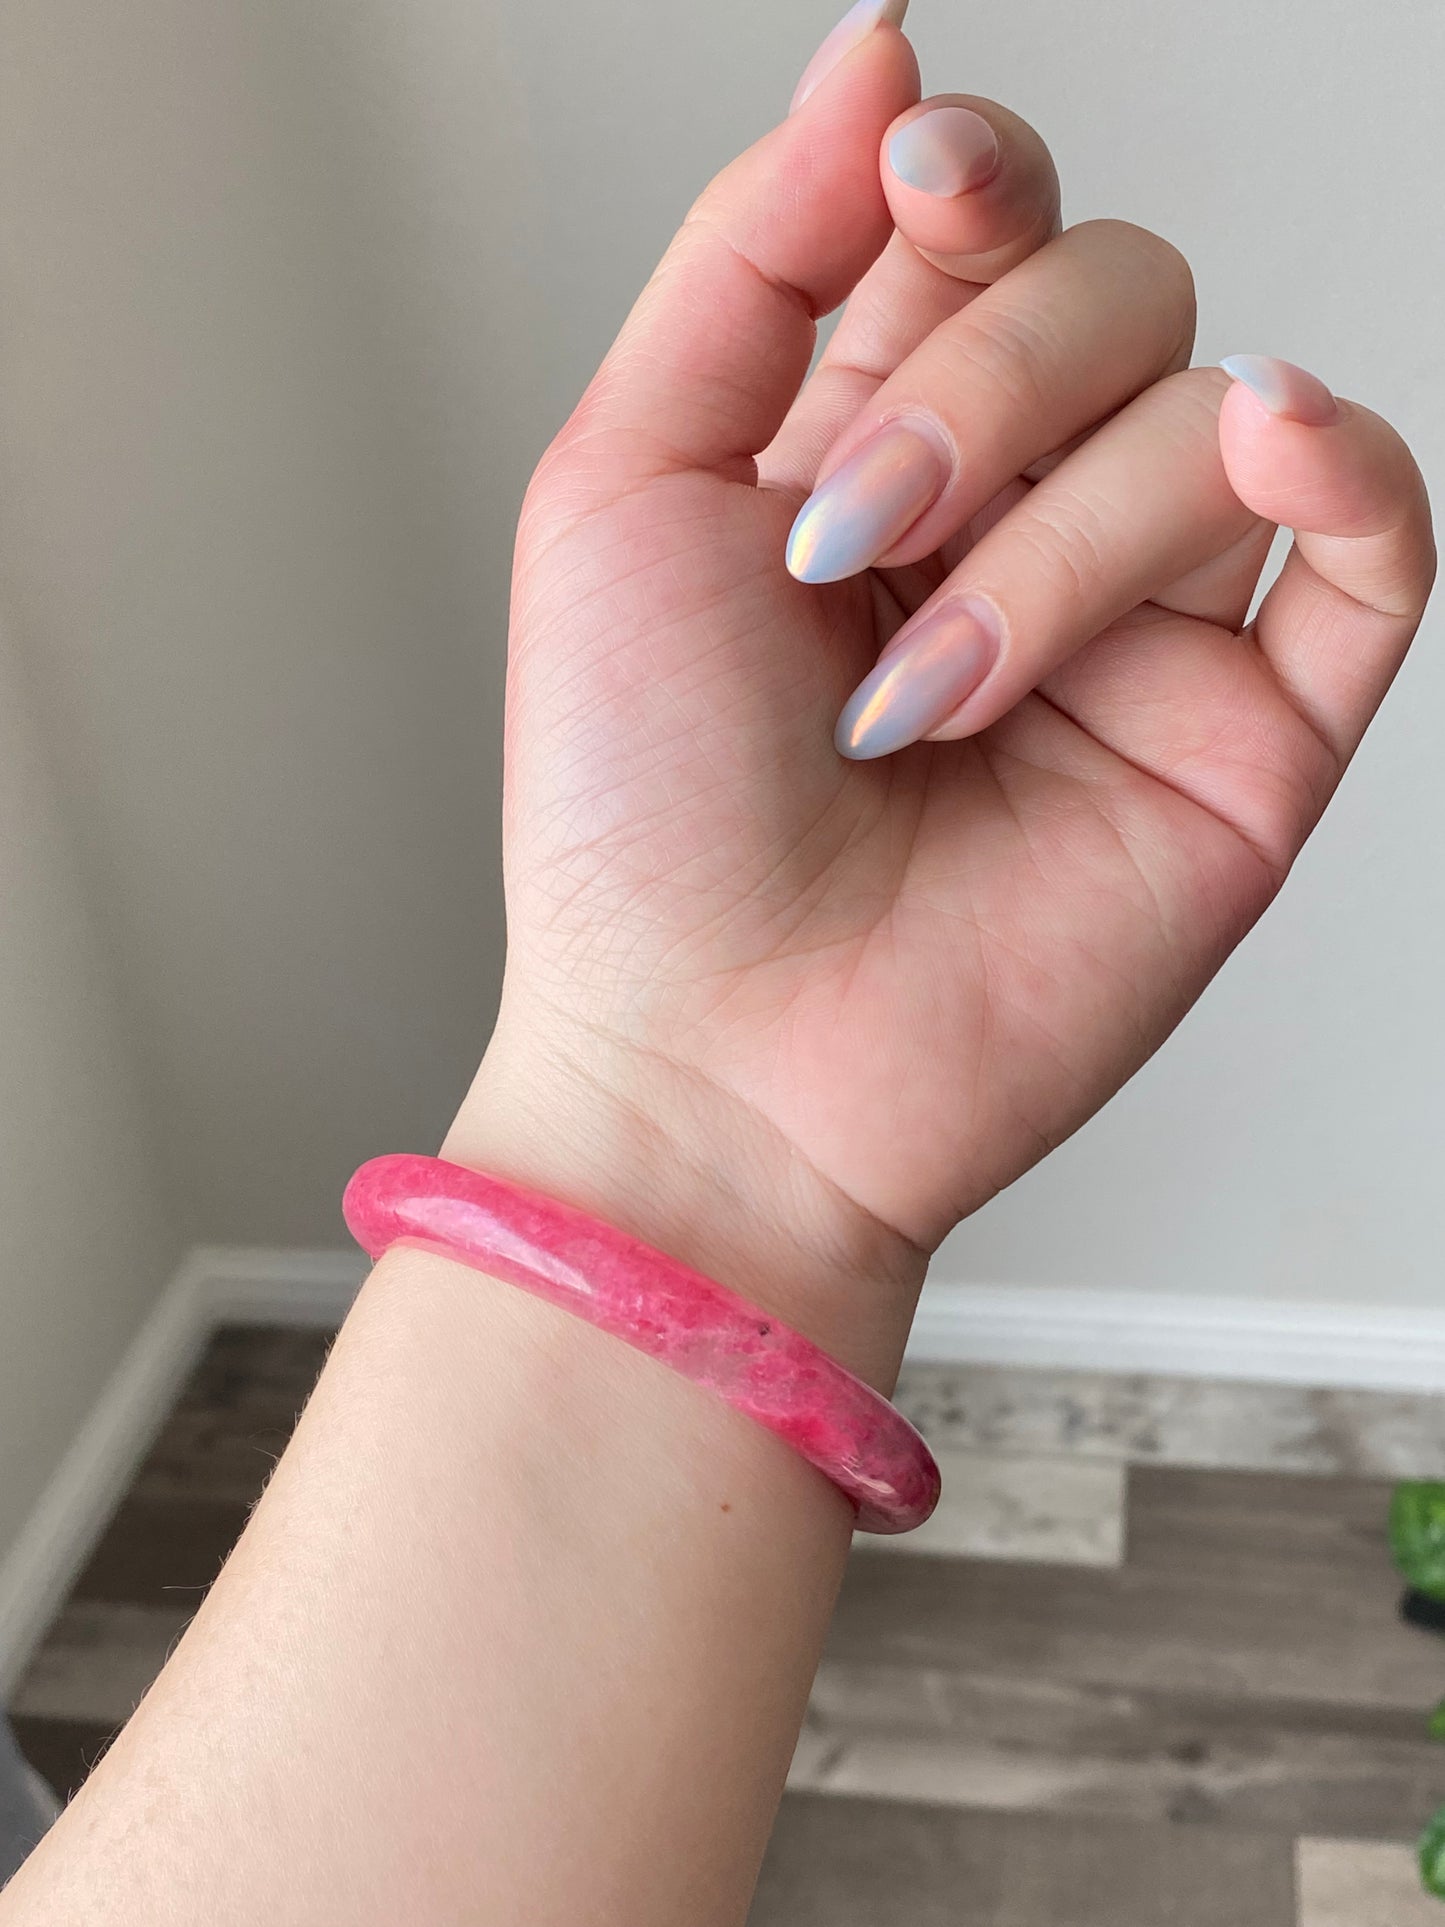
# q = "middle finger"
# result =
<box><xmin>784</xmin><ymin>218</ymin><xmax>1196</xmax><ymax>585</ymax></box>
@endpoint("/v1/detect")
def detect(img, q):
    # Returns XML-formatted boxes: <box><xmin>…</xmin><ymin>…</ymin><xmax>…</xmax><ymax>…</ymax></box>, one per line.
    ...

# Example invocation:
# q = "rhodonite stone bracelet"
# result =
<box><xmin>343</xmin><ymin>1153</ymin><xmax>940</xmax><ymax>1533</ymax></box>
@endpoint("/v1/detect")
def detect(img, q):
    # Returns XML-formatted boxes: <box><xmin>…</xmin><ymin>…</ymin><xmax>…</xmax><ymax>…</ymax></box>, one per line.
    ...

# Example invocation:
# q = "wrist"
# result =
<box><xmin>442</xmin><ymin>999</ymin><xmax>927</xmax><ymax>1391</ymax></box>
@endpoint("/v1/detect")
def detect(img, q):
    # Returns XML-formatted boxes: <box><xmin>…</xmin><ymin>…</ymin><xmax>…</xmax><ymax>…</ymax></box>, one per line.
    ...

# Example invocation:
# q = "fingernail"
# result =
<box><xmin>790</xmin><ymin>0</ymin><xmax>910</xmax><ymax>114</ymax></box>
<box><xmin>888</xmin><ymin>106</ymin><xmax>1001</xmax><ymax>197</ymax></box>
<box><xmin>787</xmin><ymin>422</ymin><xmax>949</xmax><ymax>583</ymax></box>
<box><xmin>836</xmin><ymin>597</ymin><xmax>1000</xmax><ymax>760</ymax></box>
<box><xmin>1219</xmin><ymin>354</ymin><xmax>1339</xmax><ymax>426</ymax></box>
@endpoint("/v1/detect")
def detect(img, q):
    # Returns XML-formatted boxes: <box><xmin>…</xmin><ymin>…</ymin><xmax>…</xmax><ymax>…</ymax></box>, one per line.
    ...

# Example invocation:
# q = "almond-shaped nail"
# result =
<box><xmin>791</xmin><ymin>0</ymin><xmax>910</xmax><ymax>114</ymax></box>
<box><xmin>1219</xmin><ymin>354</ymin><xmax>1339</xmax><ymax>426</ymax></box>
<box><xmin>787</xmin><ymin>422</ymin><xmax>948</xmax><ymax>584</ymax></box>
<box><xmin>836</xmin><ymin>598</ymin><xmax>1000</xmax><ymax>760</ymax></box>
<box><xmin>888</xmin><ymin>106</ymin><xmax>1001</xmax><ymax>197</ymax></box>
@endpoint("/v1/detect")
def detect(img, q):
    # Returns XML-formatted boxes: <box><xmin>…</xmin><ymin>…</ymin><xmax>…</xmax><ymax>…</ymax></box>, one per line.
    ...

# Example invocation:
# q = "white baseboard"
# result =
<box><xmin>909</xmin><ymin>1281</ymin><xmax>1445</xmax><ymax>1393</ymax></box>
<box><xmin>2</xmin><ymin>1248</ymin><xmax>1442</xmax><ymax>1695</ymax></box>
<box><xmin>0</xmin><ymin>1246</ymin><xmax>364</xmax><ymax>1699</ymax></box>
<box><xmin>0</xmin><ymin>1255</ymin><xmax>207</xmax><ymax>1700</ymax></box>
<box><xmin>193</xmin><ymin>1244</ymin><xmax>367</xmax><ymax>1328</ymax></box>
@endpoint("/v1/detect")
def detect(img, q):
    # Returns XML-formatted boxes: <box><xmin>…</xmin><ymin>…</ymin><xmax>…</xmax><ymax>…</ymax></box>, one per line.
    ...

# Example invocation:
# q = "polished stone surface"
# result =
<box><xmin>344</xmin><ymin>1155</ymin><xmax>940</xmax><ymax>1533</ymax></box>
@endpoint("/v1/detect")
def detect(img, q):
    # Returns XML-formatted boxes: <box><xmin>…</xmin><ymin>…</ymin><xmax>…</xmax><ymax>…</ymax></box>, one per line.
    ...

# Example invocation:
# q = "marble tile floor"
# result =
<box><xmin>8</xmin><ymin>1326</ymin><xmax>1445</xmax><ymax>1924</ymax></box>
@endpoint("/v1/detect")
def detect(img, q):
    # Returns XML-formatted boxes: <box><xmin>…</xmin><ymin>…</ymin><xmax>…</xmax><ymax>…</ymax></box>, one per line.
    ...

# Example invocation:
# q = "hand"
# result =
<box><xmin>450</xmin><ymin>17</ymin><xmax>1433</xmax><ymax>1383</ymax></box>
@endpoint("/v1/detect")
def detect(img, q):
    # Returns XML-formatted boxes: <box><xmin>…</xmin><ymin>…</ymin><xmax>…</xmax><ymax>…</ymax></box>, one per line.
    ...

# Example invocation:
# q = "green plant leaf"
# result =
<box><xmin>1429</xmin><ymin>1701</ymin><xmax>1445</xmax><ymax>1744</ymax></box>
<box><xmin>1390</xmin><ymin>1483</ymin><xmax>1445</xmax><ymax>1601</ymax></box>
<box><xmin>1420</xmin><ymin>1806</ymin><xmax>1445</xmax><ymax>1900</ymax></box>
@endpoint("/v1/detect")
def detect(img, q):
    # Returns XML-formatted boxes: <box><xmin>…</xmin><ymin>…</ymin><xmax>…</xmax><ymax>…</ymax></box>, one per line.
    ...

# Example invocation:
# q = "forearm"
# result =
<box><xmin>1</xmin><ymin>1108</ymin><xmax>902</xmax><ymax>1926</ymax></box>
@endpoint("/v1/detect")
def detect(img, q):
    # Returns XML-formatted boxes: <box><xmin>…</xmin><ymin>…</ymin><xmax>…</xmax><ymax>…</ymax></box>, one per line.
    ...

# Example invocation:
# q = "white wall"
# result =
<box><xmin>0</xmin><ymin>0</ymin><xmax>1441</xmax><ymax>1312</ymax></box>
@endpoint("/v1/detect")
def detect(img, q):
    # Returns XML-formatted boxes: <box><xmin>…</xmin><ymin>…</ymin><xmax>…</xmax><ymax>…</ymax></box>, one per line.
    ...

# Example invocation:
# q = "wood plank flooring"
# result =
<box><xmin>858</xmin><ymin>1449</ymin><xmax>1125</xmax><ymax>1566</ymax></box>
<box><xmin>754</xmin><ymin>1798</ymin><xmax>1299</xmax><ymax>1927</ymax></box>
<box><xmin>1296</xmin><ymin>1838</ymin><xmax>1443</xmax><ymax>1927</ymax></box>
<box><xmin>893</xmin><ymin>1366</ymin><xmax>1445</xmax><ymax>1479</ymax></box>
<box><xmin>828</xmin><ymin>1473</ymin><xmax>1441</xmax><ymax>1714</ymax></box>
<box><xmin>7</xmin><ymin>1326</ymin><xmax>1444</xmax><ymax>1924</ymax></box>
<box><xmin>791</xmin><ymin>1668</ymin><xmax>1441</xmax><ymax>1837</ymax></box>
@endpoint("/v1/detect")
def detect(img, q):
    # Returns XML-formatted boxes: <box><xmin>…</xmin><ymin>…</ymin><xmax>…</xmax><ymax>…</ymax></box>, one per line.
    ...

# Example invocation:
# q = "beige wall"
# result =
<box><xmin>0</xmin><ymin>628</ymin><xmax>175</xmax><ymax>1556</ymax></box>
<box><xmin>0</xmin><ymin>0</ymin><xmax>545</xmax><ymax>1241</ymax></box>
<box><xmin>0</xmin><ymin>0</ymin><xmax>1441</xmax><ymax>1317</ymax></box>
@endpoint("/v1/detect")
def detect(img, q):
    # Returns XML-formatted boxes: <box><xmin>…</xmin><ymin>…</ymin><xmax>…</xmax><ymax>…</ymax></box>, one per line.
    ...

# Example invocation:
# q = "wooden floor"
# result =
<box><xmin>9</xmin><ymin>1327</ymin><xmax>1445</xmax><ymax>1924</ymax></box>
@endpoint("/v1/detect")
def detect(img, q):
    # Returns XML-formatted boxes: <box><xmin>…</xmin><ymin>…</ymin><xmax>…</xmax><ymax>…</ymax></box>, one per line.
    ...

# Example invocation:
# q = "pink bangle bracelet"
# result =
<box><xmin>342</xmin><ymin>1154</ymin><xmax>939</xmax><ymax>1534</ymax></box>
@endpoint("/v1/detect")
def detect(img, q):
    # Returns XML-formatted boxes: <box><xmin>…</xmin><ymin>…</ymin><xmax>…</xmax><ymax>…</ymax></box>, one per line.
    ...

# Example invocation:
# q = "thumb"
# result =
<box><xmin>546</xmin><ymin>10</ymin><xmax>919</xmax><ymax>491</ymax></box>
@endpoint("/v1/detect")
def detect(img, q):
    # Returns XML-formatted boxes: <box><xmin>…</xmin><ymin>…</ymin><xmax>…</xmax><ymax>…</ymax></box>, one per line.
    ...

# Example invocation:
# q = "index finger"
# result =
<box><xmin>882</xmin><ymin>94</ymin><xmax>1062</xmax><ymax>283</ymax></box>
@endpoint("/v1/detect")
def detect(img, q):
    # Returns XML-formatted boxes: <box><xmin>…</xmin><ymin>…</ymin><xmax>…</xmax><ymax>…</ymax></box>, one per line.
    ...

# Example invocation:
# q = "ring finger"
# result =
<box><xmin>833</xmin><ymin>367</ymin><xmax>1261</xmax><ymax>757</ymax></box>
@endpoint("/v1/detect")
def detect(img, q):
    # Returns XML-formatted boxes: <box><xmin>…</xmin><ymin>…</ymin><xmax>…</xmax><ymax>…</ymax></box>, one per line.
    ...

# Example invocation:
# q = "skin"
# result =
<box><xmin>459</xmin><ymin>36</ymin><xmax>1433</xmax><ymax>1382</ymax></box>
<box><xmin>1</xmin><ymin>15</ymin><xmax>1433</xmax><ymax>1925</ymax></box>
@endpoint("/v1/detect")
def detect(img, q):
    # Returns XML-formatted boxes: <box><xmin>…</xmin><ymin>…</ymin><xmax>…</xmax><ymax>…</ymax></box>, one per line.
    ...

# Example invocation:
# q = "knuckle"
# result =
<box><xmin>938</xmin><ymin>320</ymin><xmax>1055</xmax><ymax>427</ymax></box>
<box><xmin>1005</xmin><ymin>487</ymin><xmax>1112</xmax><ymax>612</ymax></box>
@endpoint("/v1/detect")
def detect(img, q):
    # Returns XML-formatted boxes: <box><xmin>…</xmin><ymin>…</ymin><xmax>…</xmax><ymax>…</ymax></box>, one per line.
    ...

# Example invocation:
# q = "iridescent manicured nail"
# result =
<box><xmin>787</xmin><ymin>422</ymin><xmax>949</xmax><ymax>584</ymax></box>
<box><xmin>888</xmin><ymin>106</ymin><xmax>1001</xmax><ymax>197</ymax></box>
<box><xmin>1219</xmin><ymin>354</ymin><xmax>1339</xmax><ymax>426</ymax></box>
<box><xmin>836</xmin><ymin>598</ymin><xmax>1000</xmax><ymax>760</ymax></box>
<box><xmin>791</xmin><ymin>0</ymin><xmax>910</xmax><ymax>114</ymax></box>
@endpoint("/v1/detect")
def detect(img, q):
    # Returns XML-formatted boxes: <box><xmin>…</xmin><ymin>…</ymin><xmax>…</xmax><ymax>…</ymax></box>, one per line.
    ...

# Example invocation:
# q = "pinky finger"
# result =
<box><xmin>1218</xmin><ymin>356</ymin><xmax>1436</xmax><ymax>764</ymax></box>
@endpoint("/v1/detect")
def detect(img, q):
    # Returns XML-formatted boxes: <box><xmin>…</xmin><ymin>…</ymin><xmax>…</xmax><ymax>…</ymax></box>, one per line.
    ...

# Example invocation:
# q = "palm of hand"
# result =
<box><xmin>504</xmin><ymin>459</ymin><xmax>1292</xmax><ymax>1254</ymax></box>
<box><xmin>465</xmin><ymin>36</ymin><xmax>1426</xmax><ymax>1352</ymax></box>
